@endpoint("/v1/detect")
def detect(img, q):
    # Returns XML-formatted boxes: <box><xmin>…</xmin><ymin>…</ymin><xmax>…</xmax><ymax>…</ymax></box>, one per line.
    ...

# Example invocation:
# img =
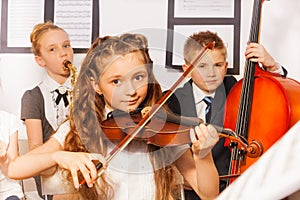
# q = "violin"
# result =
<box><xmin>100</xmin><ymin>107</ymin><xmax>244</xmax><ymax>147</ymax></box>
<box><xmin>79</xmin><ymin>105</ymin><xmax>258</xmax><ymax>187</ymax></box>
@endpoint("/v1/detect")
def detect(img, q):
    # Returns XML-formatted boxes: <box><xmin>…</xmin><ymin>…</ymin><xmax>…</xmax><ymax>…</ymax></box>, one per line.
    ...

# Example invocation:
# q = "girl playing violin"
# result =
<box><xmin>8</xmin><ymin>33</ymin><xmax>219</xmax><ymax>199</ymax></box>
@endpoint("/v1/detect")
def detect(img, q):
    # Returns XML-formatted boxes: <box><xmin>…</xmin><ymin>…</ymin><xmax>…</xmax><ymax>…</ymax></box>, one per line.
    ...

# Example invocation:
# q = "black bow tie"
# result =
<box><xmin>55</xmin><ymin>88</ymin><xmax>69</xmax><ymax>107</ymax></box>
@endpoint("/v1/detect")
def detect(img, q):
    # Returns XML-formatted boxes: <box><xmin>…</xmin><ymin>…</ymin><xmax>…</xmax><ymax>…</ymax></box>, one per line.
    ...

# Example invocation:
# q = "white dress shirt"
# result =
<box><xmin>192</xmin><ymin>82</ymin><xmax>215</xmax><ymax>123</ymax></box>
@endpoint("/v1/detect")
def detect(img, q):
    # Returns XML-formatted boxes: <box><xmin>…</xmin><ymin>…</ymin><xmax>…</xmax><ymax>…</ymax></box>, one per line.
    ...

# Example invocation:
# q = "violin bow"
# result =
<box><xmin>80</xmin><ymin>42</ymin><xmax>215</xmax><ymax>187</ymax></box>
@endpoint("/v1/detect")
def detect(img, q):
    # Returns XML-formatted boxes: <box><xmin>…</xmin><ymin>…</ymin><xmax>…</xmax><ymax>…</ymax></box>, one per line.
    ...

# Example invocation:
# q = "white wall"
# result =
<box><xmin>261</xmin><ymin>0</ymin><xmax>300</xmax><ymax>82</ymax></box>
<box><xmin>1</xmin><ymin>0</ymin><xmax>300</xmax><ymax>139</ymax></box>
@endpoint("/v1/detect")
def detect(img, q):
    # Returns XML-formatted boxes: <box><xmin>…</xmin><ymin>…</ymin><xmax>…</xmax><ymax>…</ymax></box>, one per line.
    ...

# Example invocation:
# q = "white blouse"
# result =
<box><xmin>53</xmin><ymin>120</ymin><xmax>188</xmax><ymax>199</ymax></box>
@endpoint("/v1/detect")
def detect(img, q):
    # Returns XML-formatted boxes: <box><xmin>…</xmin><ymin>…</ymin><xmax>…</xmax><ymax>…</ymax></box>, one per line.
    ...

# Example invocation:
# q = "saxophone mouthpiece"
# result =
<box><xmin>63</xmin><ymin>60</ymin><xmax>72</xmax><ymax>71</ymax></box>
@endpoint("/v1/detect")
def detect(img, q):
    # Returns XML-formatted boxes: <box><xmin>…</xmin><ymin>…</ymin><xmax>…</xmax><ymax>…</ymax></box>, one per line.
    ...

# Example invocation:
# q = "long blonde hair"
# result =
<box><xmin>64</xmin><ymin>33</ymin><xmax>180</xmax><ymax>199</ymax></box>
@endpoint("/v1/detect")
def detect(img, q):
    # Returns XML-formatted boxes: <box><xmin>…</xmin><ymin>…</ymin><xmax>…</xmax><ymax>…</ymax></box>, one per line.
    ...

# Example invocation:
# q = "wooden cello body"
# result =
<box><xmin>224</xmin><ymin>66</ymin><xmax>300</xmax><ymax>172</ymax></box>
<box><xmin>223</xmin><ymin>0</ymin><xmax>300</xmax><ymax>177</ymax></box>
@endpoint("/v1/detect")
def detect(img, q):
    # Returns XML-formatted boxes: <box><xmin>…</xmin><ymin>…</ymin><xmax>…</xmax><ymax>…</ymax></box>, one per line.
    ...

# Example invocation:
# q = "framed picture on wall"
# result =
<box><xmin>166</xmin><ymin>0</ymin><xmax>241</xmax><ymax>75</ymax></box>
<box><xmin>0</xmin><ymin>0</ymin><xmax>99</xmax><ymax>53</ymax></box>
<box><xmin>0</xmin><ymin>0</ymin><xmax>44</xmax><ymax>53</ymax></box>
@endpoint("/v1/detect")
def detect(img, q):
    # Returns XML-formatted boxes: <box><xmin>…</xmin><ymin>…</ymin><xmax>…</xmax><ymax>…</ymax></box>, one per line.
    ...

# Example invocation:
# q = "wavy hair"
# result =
<box><xmin>63</xmin><ymin>33</ymin><xmax>180</xmax><ymax>199</ymax></box>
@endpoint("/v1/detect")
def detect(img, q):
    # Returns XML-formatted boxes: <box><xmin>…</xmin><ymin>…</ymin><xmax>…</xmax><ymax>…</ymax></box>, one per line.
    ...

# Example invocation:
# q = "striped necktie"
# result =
<box><xmin>203</xmin><ymin>96</ymin><xmax>212</xmax><ymax>123</ymax></box>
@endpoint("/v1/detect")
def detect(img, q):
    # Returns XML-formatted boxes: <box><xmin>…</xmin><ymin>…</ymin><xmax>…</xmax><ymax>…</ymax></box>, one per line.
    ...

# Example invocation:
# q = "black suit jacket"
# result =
<box><xmin>165</xmin><ymin>76</ymin><xmax>237</xmax><ymax>195</ymax></box>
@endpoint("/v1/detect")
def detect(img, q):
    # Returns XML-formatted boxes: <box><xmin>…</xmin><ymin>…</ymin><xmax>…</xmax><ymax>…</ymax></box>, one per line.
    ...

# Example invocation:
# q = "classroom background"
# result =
<box><xmin>0</xmin><ymin>0</ymin><xmax>299</xmax><ymax>199</ymax></box>
<box><xmin>1</xmin><ymin>0</ymin><xmax>299</xmax><ymax>135</ymax></box>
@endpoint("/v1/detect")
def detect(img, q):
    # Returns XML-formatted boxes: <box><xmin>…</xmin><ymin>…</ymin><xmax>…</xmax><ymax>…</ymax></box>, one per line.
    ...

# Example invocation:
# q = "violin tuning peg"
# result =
<box><xmin>141</xmin><ymin>106</ymin><xmax>151</xmax><ymax>118</ymax></box>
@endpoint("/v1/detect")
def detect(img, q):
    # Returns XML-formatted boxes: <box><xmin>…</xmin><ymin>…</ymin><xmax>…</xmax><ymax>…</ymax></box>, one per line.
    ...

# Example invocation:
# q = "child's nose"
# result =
<box><xmin>59</xmin><ymin>48</ymin><xmax>68</xmax><ymax>56</ymax></box>
<box><xmin>124</xmin><ymin>81</ymin><xmax>137</xmax><ymax>96</ymax></box>
<box><xmin>207</xmin><ymin>65</ymin><xmax>216</xmax><ymax>76</ymax></box>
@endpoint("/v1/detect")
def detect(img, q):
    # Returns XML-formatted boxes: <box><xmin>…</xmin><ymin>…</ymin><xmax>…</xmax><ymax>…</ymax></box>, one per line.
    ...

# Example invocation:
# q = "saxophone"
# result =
<box><xmin>63</xmin><ymin>60</ymin><xmax>78</xmax><ymax>110</ymax></box>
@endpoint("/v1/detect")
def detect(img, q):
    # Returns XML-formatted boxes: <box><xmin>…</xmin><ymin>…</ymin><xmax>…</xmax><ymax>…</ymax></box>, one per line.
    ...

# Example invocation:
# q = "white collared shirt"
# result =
<box><xmin>192</xmin><ymin>82</ymin><xmax>215</xmax><ymax>123</ymax></box>
<box><xmin>38</xmin><ymin>74</ymin><xmax>71</xmax><ymax>130</ymax></box>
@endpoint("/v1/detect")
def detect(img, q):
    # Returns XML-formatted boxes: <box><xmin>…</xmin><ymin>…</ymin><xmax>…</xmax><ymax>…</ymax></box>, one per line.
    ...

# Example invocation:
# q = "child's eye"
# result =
<box><xmin>64</xmin><ymin>44</ymin><xmax>71</xmax><ymax>48</ymax></box>
<box><xmin>134</xmin><ymin>74</ymin><xmax>144</xmax><ymax>81</ymax></box>
<box><xmin>197</xmin><ymin>64</ymin><xmax>206</xmax><ymax>68</ymax></box>
<box><xmin>214</xmin><ymin>62</ymin><xmax>225</xmax><ymax>67</ymax></box>
<box><xmin>49</xmin><ymin>48</ymin><xmax>55</xmax><ymax>52</ymax></box>
<box><xmin>112</xmin><ymin>79</ymin><xmax>121</xmax><ymax>85</ymax></box>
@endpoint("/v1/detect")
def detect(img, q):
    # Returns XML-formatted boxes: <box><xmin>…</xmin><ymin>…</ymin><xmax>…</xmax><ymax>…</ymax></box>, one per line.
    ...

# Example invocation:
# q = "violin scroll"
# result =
<box><xmin>246</xmin><ymin>140</ymin><xmax>264</xmax><ymax>158</ymax></box>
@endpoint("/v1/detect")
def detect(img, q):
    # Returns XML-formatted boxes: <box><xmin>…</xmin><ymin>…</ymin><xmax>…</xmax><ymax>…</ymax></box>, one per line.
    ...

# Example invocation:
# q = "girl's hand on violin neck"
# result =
<box><xmin>52</xmin><ymin>151</ymin><xmax>106</xmax><ymax>189</ymax></box>
<box><xmin>190</xmin><ymin>124</ymin><xmax>219</xmax><ymax>159</ymax></box>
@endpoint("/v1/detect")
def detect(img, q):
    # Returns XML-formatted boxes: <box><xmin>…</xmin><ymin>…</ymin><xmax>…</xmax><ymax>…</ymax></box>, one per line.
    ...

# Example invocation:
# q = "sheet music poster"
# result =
<box><xmin>7</xmin><ymin>0</ymin><xmax>44</xmax><ymax>47</ymax></box>
<box><xmin>174</xmin><ymin>0</ymin><xmax>234</xmax><ymax>18</ymax></box>
<box><xmin>54</xmin><ymin>0</ymin><xmax>93</xmax><ymax>48</ymax></box>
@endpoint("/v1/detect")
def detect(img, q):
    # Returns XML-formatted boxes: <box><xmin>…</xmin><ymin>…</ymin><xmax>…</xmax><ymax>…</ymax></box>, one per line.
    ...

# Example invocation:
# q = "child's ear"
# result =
<box><xmin>225</xmin><ymin>61</ymin><xmax>229</xmax><ymax>71</ymax></box>
<box><xmin>182</xmin><ymin>64</ymin><xmax>192</xmax><ymax>78</ymax></box>
<box><xmin>34</xmin><ymin>56</ymin><xmax>46</xmax><ymax>67</ymax></box>
<box><xmin>182</xmin><ymin>64</ymin><xmax>188</xmax><ymax>72</ymax></box>
<box><xmin>181</xmin><ymin>64</ymin><xmax>187</xmax><ymax>72</ymax></box>
<box><xmin>90</xmin><ymin>78</ymin><xmax>102</xmax><ymax>95</ymax></box>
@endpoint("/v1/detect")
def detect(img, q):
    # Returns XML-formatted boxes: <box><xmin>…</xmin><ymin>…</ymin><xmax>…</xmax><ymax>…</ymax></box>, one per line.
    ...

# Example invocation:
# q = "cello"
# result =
<box><xmin>224</xmin><ymin>0</ymin><xmax>300</xmax><ymax>180</ymax></box>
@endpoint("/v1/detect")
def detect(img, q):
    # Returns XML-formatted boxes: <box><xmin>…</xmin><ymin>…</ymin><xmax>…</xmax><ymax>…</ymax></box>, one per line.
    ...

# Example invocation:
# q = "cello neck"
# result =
<box><xmin>226</xmin><ymin>0</ymin><xmax>266</xmax><ymax>185</ymax></box>
<box><xmin>235</xmin><ymin>0</ymin><xmax>263</xmax><ymax>139</ymax></box>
